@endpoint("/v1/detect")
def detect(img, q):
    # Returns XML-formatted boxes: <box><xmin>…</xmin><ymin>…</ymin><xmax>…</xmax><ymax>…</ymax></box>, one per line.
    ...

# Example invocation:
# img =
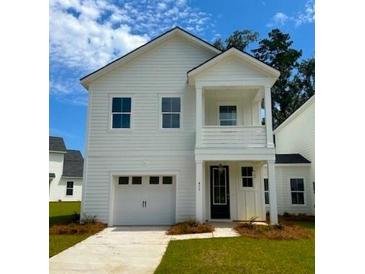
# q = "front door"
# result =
<box><xmin>210</xmin><ymin>166</ymin><xmax>230</xmax><ymax>219</ymax></box>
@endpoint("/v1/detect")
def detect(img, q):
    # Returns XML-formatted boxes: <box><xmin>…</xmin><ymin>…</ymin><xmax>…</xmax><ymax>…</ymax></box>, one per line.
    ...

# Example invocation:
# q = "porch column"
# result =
<box><xmin>264</xmin><ymin>86</ymin><xmax>274</xmax><ymax>148</ymax></box>
<box><xmin>195</xmin><ymin>87</ymin><xmax>203</xmax><ymax>147</ymax></box>
<box><xmin>267</xmin><ymin>160</ymin><xmax>278</xmax><ymax>224</ymax></box>
<box><xmin>195</xmin><ymin>160</ymin><xmax>204</xmax><ymax>223</ymax></box>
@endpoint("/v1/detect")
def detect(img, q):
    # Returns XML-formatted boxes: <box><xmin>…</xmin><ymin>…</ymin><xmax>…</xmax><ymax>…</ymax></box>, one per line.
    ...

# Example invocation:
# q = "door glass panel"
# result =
<box><xmin>212</xmin><ymin>168</ymin><xmax>227</xmax><ymax>205</ymax></box>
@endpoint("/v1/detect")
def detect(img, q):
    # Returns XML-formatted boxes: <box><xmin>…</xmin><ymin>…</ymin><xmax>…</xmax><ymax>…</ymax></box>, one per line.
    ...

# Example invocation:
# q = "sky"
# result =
<box><xmin>49</xmin><ymin>0</ymin><xmax>315</xmax><ymax>154</ymax></box>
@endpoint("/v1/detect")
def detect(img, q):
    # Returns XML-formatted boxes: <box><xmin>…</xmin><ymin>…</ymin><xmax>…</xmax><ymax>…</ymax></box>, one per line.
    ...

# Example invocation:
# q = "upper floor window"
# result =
<box><xmin>241</xmin><ymin>167</ymin><xmax>253</xmax><ymax>187</ymax></box>
<box><xmin>162</xmin><ymin>97</ymin><xmax>181</xmax><ymax>128</ymax></box>
<box><xmin>112</xmin><ymin>97</ymin><xmax>131</xmax><ymax>128</ymax></box>
<box><xmin>66</xmin><ymin>181</ymin><xmax>74</xmax><ymax>196</ymax></box>
<box><xmin>290</xmin><ymin>178</ymin><xmax>305</xmax><ymax>204</ymax></box>
<box><xmin>264</xmin><ymin>178</ymin><xmax>270</xmax><ymax>204</ymax></box>
<box><xmin>219</xmin><ymin>105</ymin><xmax>237</xmax><ymax>126</ymax></box>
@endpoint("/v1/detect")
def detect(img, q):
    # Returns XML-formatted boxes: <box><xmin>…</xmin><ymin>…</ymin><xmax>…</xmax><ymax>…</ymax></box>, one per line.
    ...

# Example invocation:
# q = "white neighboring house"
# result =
<box><xmin>49</xmin><ymin>136</ymin><xmax>83</xmax><ymax>201</ymax></box>
<box><xmin>266</xmin><ymin>96</ymin><xmax>315</xmax><ymax>215</ymax></box>
<box><xmin>80</xmin><ymin>27</ymin><xmax>291</xmax><ymax>226</ymax></box>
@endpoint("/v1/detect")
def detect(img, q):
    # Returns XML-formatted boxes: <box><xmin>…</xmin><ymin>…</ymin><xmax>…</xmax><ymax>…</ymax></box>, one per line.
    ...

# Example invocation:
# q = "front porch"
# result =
<box><xmin>195</xmin><ymin>160</ymin><xmax>278</xmax><ymax>224</ymax></box>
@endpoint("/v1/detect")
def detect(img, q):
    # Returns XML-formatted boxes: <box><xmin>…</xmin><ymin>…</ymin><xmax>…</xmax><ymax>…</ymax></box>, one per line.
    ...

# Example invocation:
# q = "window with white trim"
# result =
<box><xmin>264</xmin><ymin>178</ymin><xmax>269</xmax><ymax>204</ymax></box>
<box><xmin>112</xmin><ymin>97</ymin><xmax>131</xmax><ymax>128</ymax></box>
<box><xmin>219</xmin><ymin>105</ymin><xmax>237</xmax><ymax>126</ymax></box>
<box><xmin>290</xmin><ymin>178</ymin><xmax>305</xmax><ymax>204</ymax></box>
<box><xmin>241</xmin><ymin>167</ymin><xmax>253</xmax><ymax>187</ymax></box>
<box><xmin>162</xmin><ymin>97</ymin><xmax>181</xmax><ymax>128</ymax></box>
<box><xmin>66</xmin><ymin>181</ymin><xmax>74</xmax><ymax>196</ymax></box>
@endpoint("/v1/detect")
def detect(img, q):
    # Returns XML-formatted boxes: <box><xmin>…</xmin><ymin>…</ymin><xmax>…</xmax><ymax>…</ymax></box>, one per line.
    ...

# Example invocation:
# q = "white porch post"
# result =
<box><xmin>195</xmin><ymin>160</ymin><xmax>204</xmax><ymax>223</ymax></box>
<box><xmin>195</xmin><ymin>87</ymin><xmax>203</xmax><ymax>147</ymax></box>
<box><xmin>267</xmin><ymin>160</ymin><xmax>278</xmax><ymax>224</ymax></box>
<box><xmin>264</xmin><ymin>86</ymin><xmax>274</xmax><ymax>148</ymax></box>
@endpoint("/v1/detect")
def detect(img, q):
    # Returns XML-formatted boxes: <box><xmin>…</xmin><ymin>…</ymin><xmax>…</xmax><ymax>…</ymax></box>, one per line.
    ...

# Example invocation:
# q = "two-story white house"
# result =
<box><xmin>80</xmin><ymin>27</ymin><xmax>282</xmax><ymax>225</ymax></box>
<box><xmin>49</xmin><ymin>136</ymin><xmax>84</xmax><ymax>201</ymax></box>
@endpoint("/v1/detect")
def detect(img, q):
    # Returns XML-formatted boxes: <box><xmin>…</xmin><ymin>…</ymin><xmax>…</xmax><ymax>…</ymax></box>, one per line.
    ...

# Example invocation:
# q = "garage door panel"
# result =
<box><xmin>113</xmin><ymin>176</ymin><xmax>176</xmax><ymax>225</ymax></box>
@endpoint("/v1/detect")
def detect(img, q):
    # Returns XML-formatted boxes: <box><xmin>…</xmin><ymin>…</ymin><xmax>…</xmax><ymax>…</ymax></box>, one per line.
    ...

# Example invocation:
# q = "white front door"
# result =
<box><xmin>113</xmin><ymin>175</ymin><xmax>176</xmax><ymax>225</ymax></box>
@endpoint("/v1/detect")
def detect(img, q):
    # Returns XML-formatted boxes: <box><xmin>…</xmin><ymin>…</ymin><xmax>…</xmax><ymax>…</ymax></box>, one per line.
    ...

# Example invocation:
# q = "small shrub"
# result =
<box><xmin>167</xmin><ymin>221</ymin><xmax>214</xmax><ymax>235</ymax></box>
<box><xmin>50</xmin><ymin>222</ymin><xmax>106</xmax><ymax>235</ymax></box>
<box><xmin>81</xmin><ymin>214</ymin><xmax>97</xmax><ymax>224</ymax></box>
<box><xmin>283</xmin><ymin>212</ymin><xmax>291</xmax><ymax>217</ymax></box>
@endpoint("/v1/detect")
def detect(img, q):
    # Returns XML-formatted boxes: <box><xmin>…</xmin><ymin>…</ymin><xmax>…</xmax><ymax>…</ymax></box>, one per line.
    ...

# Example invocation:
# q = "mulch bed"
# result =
<box><xmin>49</xmin><ymin>222</ymin><xmax>106</xmax><ymax>235</ymax></box>
<box><xmin>234</xmin><ymin>223</ymin><xmax>314</xmax><ymax>240</ymax></box>
<box><xmin>167</xmin><ymin>221</ymin><xmax>214</xmax><ymax>235</ymax></box>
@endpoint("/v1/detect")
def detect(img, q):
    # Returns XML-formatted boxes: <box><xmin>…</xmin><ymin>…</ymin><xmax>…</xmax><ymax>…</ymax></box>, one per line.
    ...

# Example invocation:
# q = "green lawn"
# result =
<box><xmin>49</xmin><ymin>201</ymin><xmax>81</xmax><ymax>226</ymax></box>
<box><xmin>49</xmin><ymin>234</ymin><xmax>91</xmax><ymax>257</ymax></box>
<box><xmin>156</xmin><ymin>220</ymin><xmax>315</xmax><ymax>274</ymax></box>
<box><xmin>49</xmin><ymin>201</ymin><xmax>86</xmax><ymax>258</ymax></box>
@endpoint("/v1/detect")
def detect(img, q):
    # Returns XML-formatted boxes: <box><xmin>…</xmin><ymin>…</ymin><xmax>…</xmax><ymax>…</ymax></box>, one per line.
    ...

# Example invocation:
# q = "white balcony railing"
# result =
<box><xmin>200</xmin><ymin>126</ymin><xmax>267</xmax><ymax>148</ymax></box>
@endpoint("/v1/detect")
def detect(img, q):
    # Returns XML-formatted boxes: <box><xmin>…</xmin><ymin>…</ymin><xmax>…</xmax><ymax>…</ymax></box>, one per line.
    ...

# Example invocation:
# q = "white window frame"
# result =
<box><xmin>109</xmin><ymin>95</ymin><xmax>134</xmax><ymax>130</ymax></box>
<box><xmin>241</xmin><ymin>166</ymin><xmax>254</xmax><ymax>188</ymax></box>
<box><xmin>66</xmin><ymin>181</ymin><xmax>74</xmax><ymax>196</ymax></box>
<box><xmin>217</xmin><ymin>103</ymin><xmax>238</xmax><ymax>126</ymax></box>
<box><xmin>264</xmin><ymin>178</ymin><xmax>270</xmax><ymax>205</ymax></box>
<box><xmin>212</xmin><ymin>167</ymin><xmax>228</xmax><ymax>205</ymax></box>
<box><xmin>160</xmin><ymin>95</ymin><xmax>182</xmax><ymax>129</ymax></box>
<box><xmin>289</xmin><ymin>177</ymin><xmax>306</xmax><ymax>205</ymax></box>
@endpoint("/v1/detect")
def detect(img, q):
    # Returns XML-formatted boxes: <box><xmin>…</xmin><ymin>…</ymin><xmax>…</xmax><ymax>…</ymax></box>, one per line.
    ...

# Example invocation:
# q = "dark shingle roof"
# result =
<box><xmin>62</xmin><ymin>150</ymin><xmax>84</xmax><ymax>177</ymax></box>
<box><xmin>275</xmin><ymin>154</ymin><xmax>311</xmax><ymax>164</ymax></box>
<box><xmin>49</xmin><ymin>136</ymin><xmax>66</xmax><ymax>152</ymax></box>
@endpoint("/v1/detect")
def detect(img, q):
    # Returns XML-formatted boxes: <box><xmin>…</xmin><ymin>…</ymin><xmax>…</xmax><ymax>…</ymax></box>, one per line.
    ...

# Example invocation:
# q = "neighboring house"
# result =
<box><xmin>80</xmin><ymin>27</ymin><xmax>285</xmax><ymax>226</ymax></box>
<box><xmin>49</xmin><ymin>136</ymin><xmax>83</xmax><ymax>201</ymax></box>
<box><xmin>267</xmin><ymin>96</ymin><xmax>315</xmax><ymax>215</ymax></box>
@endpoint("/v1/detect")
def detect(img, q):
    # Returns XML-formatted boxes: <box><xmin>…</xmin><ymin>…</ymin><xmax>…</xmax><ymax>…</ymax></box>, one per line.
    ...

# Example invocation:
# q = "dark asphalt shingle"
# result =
<box><xmin>49</xmin><ymin>136</ymin><xmax>66</xmax><ymax>152</ymax></box>
<box><xmin>62</xmin><ymin>150</ymin><xmax>84</xmax><ymax>177</ymax></box>
<box><xmin>275</xmin><ymin>154</ymin><xmax>311</xmax><ymax>164</ymax></box>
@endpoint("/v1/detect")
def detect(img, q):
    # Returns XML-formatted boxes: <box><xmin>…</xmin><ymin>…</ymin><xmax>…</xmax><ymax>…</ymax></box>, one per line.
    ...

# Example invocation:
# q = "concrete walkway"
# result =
<box><xmin>49</xmin><ymin>225</ymin><xmax>239</xmax><ymax>274</ymax></box>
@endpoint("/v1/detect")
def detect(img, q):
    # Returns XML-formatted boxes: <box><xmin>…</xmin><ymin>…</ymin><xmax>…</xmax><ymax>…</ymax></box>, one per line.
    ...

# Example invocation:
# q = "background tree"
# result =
<box><xmin>213</xmin><ymin>30</ymin><xmax>259</xmax><ymax>51</ymax></box>
<box><xmin>252</xmin><ymin>29</ymin><xmax>303</xmax><ymax>127</ymax></box>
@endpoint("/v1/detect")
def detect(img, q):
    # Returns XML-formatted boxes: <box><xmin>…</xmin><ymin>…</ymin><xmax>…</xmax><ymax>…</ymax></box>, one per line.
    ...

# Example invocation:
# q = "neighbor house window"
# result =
<box><xmin>66</xmin><ymin>181</ymin><xmax>74</xmax><ymax>196</ymax></box>
<box><xmin>290</xmin><ymin>178</ymin><xmax>305</xmax><ymax>204</ymax></box>
<box><xmin>241</xmin><ymin>167</ymin><xmax>253</xmax><ymax>187</ymax></box>
<box><xmin>219</xmin><ymin>105</ymin><xmax>237</xmax><ymax>126</ymax></box>
<box><xmin>132</xmin><ymin>177</ymin><xmax>142</xmax><ymax>185</ymax></box>
<box><xmin>264</xmin><ymin>178</ymin><xmax>270</xmax><ymax>204</ymax></box>
<box><xmin>162</xmin><ymin>176</ymin><xmax>173</xmax><ymax>184</ymax></box>
<box><xmin>118</xmin><ymin>176</ymin><xmax>129</xmax><ymax>185</ymax></box>
<box><xmin>162</xmin><ymin>97</ymin><xmax>181</xmax><ymax>128</ymax></box>
<box><xmin>112</xmin><ymin>97</ymin><xmax>131</xmax><ymax>128</ymax></box>
<box><xmin>149</xmin><ymin>176</ymin><xmax>160</xmax><ymax>184</ymax></box>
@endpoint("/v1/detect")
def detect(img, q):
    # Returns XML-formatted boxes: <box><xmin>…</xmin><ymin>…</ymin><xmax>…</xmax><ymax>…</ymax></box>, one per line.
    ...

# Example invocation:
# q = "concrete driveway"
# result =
<box><xmin>49</xmin><ymin>226</ymin><xmax>170</xmax><ymax>274</ymax></box>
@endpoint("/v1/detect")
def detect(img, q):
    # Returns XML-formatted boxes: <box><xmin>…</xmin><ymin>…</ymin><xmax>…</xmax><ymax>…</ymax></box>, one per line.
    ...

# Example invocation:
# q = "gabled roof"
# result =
<box><xmin>275</xmin><ymin>154</ymin><xmax>311</xmax><ymax>164</ymax></box>
<box><xmin>187</xmin><ymin>47</ymin><xmax>280</xmax><ymax>80</ymax></box>
<box><xmin>274</xmin><ymin>95</ymin><xmax>315</xmax><ymax>133</ymax></box>
<box><xmin>80</xmin><ymin>26</ymin><xmax>221</xmax><ymax>88</ymax></box>
<box><xmin>49</xmin><ymin>136</ymin><xmax>66</xmax><ymax>153</ymax></box>
<box><xmin>62</xmin><ymin>150</ymin><xmax>84</xmax><ymax>178</ymax></box>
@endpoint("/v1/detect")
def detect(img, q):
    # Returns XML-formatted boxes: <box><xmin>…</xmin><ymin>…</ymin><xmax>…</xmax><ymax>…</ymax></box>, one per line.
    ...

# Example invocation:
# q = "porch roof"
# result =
<box><xmin>275</xmin><ymin>154</ymin><xmax>311</xmax><ymax>164</ymax></box>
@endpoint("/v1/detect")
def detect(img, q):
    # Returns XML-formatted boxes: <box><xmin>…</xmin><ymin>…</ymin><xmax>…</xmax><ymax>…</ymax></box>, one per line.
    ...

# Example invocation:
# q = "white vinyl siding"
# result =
<box><xmin>82</xmin><ymin>35</ymin><xmax>216</xmax><ymax>223</ymax></box>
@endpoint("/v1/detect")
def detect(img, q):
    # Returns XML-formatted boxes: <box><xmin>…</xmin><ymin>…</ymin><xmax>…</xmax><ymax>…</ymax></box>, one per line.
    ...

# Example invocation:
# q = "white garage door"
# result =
<box><xmin>113</xmin><ymin>175</ymin><xmax>176</xmax><ymax>225</ymax></box>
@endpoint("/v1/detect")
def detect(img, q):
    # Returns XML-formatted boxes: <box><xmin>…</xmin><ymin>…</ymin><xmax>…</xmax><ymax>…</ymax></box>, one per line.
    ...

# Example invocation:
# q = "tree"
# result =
<box><xmin>252</xmin><ymin>29</ymin><xmax>303</xmax><ymax>127</ymax></box>
<box><xmin>293</xmin><ymin>57</ymin><xmax>315</xmax><ymax>101</ymax></box>
<box><xmin>213</xmin><ymin>30</ymin><xmax>259</xmax><ymax>51</ymax></box>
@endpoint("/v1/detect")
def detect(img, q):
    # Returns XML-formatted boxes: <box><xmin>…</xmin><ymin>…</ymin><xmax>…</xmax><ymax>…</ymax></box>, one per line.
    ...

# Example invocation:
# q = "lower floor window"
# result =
<box><xmin>290</xmin><ymin>178</ymin><xmax>305</xmax><ymax>204</ymax></box>
<box><xmin>66</xmin><ymin>181</ymin><xmax>74</xmax><ymax>196</ymax></box>
<box><xmin>264</xmin><ymin>178</ymin><xmax>269</xmax><ymax>204</ymax></box>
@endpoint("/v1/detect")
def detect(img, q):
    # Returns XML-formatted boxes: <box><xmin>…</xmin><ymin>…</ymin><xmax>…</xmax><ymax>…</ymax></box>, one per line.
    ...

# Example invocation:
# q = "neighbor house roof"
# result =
<box><xmin>275</xmin><ymin>154</ymin><xmax>311</xmax><ymax>164</ymax></box>
<box><xmin>62</xmin><ymin>150</ymin><xmax>84</xmax><ymax>178</ymax></box>
<box><xmin>80</xmin><ymin>26</ymin><xmax>222</xmax><ymax>88</ymax></box>
<box><xmin>187</xmin><ymin>47</ymin><xmax>280</xmax><ymax>80</ymax></box>
<box><xmin>49</xmin><ymin>136</ymin><xmax>67</xmax><ymax>153</ymax></box>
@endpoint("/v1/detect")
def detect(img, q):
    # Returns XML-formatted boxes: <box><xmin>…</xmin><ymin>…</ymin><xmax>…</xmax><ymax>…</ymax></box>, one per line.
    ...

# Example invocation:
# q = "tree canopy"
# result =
<box><xmin>213</xmin><ymin>28</ymin><xmax>315</xmax><ymax>128</ymax></box>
